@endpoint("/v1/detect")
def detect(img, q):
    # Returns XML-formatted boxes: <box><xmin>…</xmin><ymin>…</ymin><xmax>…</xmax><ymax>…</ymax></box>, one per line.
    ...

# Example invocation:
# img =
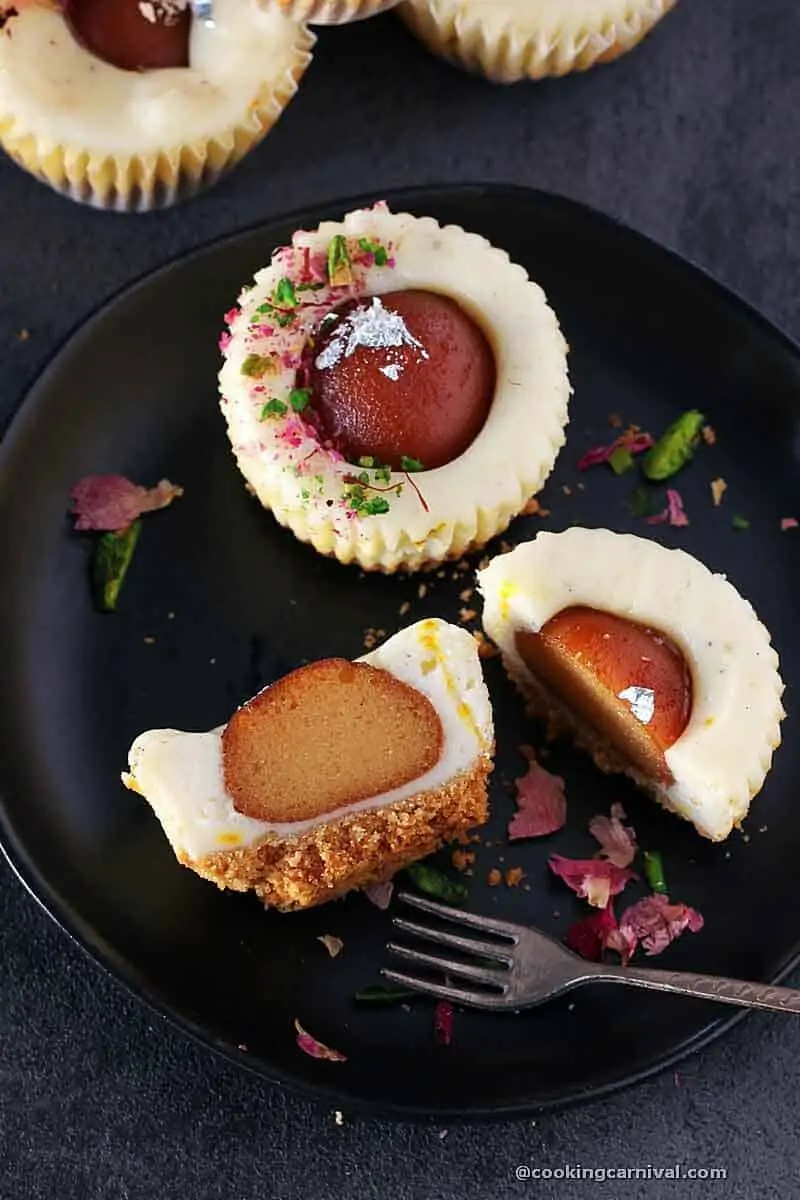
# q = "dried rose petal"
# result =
<box><xmin>618</xmin><ymin>893</ymin><xmax>704</xmax><ymax>957</ymax></box>
<box><xmin>604</xmin><ymin>923</ymin><xmax>638</xmax><ymax>966</ymax></box>
<box><xmin>69</xmin><ymin>474</ymin><xmax>183</xmax><ymax>532</ymax></box>
<box><xmin>434</xmin><ymin>1000</ymin><xmax>454</xmax><ymax>1046</ymax></box>
<box><xmin>508</xmin><ymin>760</ymin><xmax>567</xmax><ymax>840</ymax></box>
<box><xmin>781</xmin><ymin>517</ymin><xmax>798</xmax><ymax>531</ymax></box>
<box><xmin>647</xmin><ymin>488</ymin><xmax>689</xmax><ymax>528</ymax></box>
<box><xmin>549</xmin><ymin>855</ymin><xmax>636</xmax><ymax>909</ymax></box>
<box><xmin>294</xmin><ymin>1020</ymin><xmax>347</xmax><ymax>1062</ymax></box>
<box><xmin>589</xmin><ymin>808</ymin><xmax>637</xmax><ymax>868</ymax></box>
<box><xmin>565</xmin><ymin>904</ymin><xmax>619</xmax><ymax>961</ymax></box>
<box><xmin>577</xmin><ymin>432</ymin><xmax>654</xmax><ymax>471</ymax></box>
<box><xmin>363</xmin><ymin>880</ymin><xmax>394</xmax><ymax>910</ymax></box>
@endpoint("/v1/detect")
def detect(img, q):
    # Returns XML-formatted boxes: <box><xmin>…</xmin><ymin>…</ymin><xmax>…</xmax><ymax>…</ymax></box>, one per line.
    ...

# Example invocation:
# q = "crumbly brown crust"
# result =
<box><xmin>183</xmin><ymin>752</ymin><xmax>493</xmax><ymax>911</ymax></box>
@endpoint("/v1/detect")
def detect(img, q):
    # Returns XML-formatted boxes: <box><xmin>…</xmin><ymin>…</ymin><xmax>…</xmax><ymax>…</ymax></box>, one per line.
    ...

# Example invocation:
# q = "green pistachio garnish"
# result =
<box><xmin>91</xmin><ymin>521</ymin><xmax>141</xmax><ymax>612</ymax></box>
<box><xmin>327</xmin><ymin>235</ymin><xmax>353</xmax><ymax>287</ymax></box>
<box><xmin>642</xmin><ymin>410</ymin><xmax>705</xmax><ymax>481</ymax></box>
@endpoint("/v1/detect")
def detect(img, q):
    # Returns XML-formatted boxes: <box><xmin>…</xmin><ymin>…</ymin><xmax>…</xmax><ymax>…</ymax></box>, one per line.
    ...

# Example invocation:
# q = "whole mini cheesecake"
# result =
<box><xmin>397</xmin><ymin>0</ymin><xmax>677</xmax><ymax>83</ymax></box>
<box><xmin>0</xmin><ymin>0</ymin><xmax>314</xmax><ymax>210</ymax></box>
<box><xmin>218</xmin><ymin>203</ymin><xmax>571</xmax><ymax>572</ymax></box>
<box><xmin>124</xmin><ymin>619</ymin><xmax>494</xmax><ymax>911</ymax></box>
<box><xmin>478</xmin><ymin>528</ymin><xmax>785</xmax><ymax>841</ymax></box>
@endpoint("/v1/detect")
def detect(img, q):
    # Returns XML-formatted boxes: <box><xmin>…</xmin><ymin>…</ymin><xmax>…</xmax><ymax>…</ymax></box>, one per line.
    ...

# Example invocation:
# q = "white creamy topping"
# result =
<box><xmin>404</xmin><ymin>0</ymin><xmax>670</xmax><ymax>40</ymax></box>
<box><xmin>478</xmin><ymin>528</ymin><xmax>785</xmax><ymax>841</ymax></box>
<box><xmin>126</xmin><ymin>619</ymin><xmax>493</xmax><ymax>862</ymax></box>
<box><xmin>0</xmin><ymin>0</ymin><xmax>313</xmax><ymax>155</ymax></box>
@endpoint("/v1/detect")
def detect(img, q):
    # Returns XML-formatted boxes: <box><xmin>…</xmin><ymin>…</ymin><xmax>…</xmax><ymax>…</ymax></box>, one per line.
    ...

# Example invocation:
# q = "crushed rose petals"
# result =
<box><xmin>434</xmin><ymin>1001</ymin><xmax>454</xmax><ymax>1046</ymax></box>
<box><xmin>508</xmin><ymin>760</ymin><xmax>567</xmax><ymax>840</ymax></box>
<box><xmin>522</xmin><ymin>496</ymin><xmax>551</xmax><ymax>517</ymax></box>
<box><xmin>588</xmin><ymin>804</ymin><xmax>637</xmax><ymax>868</ymax></box>
<box><xmin>618</xmin><ymin>894</ymin><xmax>704</xmax><ymax>956</ymax></box>
<box><xmin>294</xmin><ymin>1020</ymin><xmax>347</xmax><ymax>1062</ymax></box>
<box><xmin>504</xmin><ymin>867</ymin><xmax>525</xmax><ymax>887</ymax></box>
<box><xmin>577</xmin><ymin>430</ymin><xmax>654</xmax><ymax>471</ymax></box>
<box><xmin>363</xmin><ymin>880</ymin><xmax>394</xmax><ymax>910</ymax></box>
<box><xmin>70</xmin><ymin>475</ymin><xmax>183</xmax><ymax>532</ymax></box>
<box><xmin>549</xmin><ymin>855</ymin><xmax>636</xmax><ymax>909</ymax></box>
<box><xmin>565</xmin><ymin>903</ymin><xmax>619</xmax><ymax>962</ymax></box>
<box><xmin>781</xmin><ymin>517</ymin><xmax>798</xmax><ymax>531</ymax></box>
<box><xmin>647</xmin><ymin>487</ymin><xmax>689</xmax><ymax>527</ymax></box>
<box><xmin>710</xmin><ymin>478</ymin><xmax>727</xmax><ymax>507</ymax></box>
<box><xmin>317</xmin><ymin>934</ymin><xmax>343</xmax><ymax>958</ymax></box>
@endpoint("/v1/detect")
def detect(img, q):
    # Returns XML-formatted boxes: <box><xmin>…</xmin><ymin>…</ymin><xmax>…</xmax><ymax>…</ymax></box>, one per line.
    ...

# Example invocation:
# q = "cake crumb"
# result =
<box><xmin>209</xmin><ymin>657</ymin><xmax>216</xmax><ymax>665</ymax></box>
<box><xmin>143</xmin><ymin>635</ymin><xmax>156</xmax><ymax>645</ymax></box>
<box><xmin>455</xmin><ymin>829</ymin><xmax>481</xmax><ymax>845</ymax></box>
<box><xmin>459</xmin><ymin>607</ymin><xmax>477</xmax><ymax>623</ymax></box>
<box><xmin>758</xmin><ymin>825</ymin><xmax>768</xmax><ymax>833</ymax></box>
<box><xmin>710</xmin><ymin>477</ymin><xmax>727</xmax><ymax>507</ymax></box>
<box><xmin>167</xmin><ymin>611</ymin><xmax>175</xmax><ymax>620</ymax></box>
<box><xmin>436</xmin><ymin>570</ymin><xmax>446</xmax><ymax>579</ymax></box>
<box><xmin>702</xmin><ymin>424</ymin><xmax>717</xmax><ymax>445</ymax></box>
<box><xmin>504</xmin><ymin>867</ymin><xmax>525</xmax><ymax>888</ymax></box>
<box><xmin>477</xmin><ymin>556</ymin><xmax>491</xmax><ymax>571</ymax></box>
<box><xmin>608</xmin><ymin>412</ymin><xmax>623</xmax><ymax>428</ymax></box>
<box><xmin>561</xmin><ymin>484</ymin><xmax>572</xmax><ymax>496</ymax></box>
<box><xmin>521</xmin><ymin>497</ymin><xmax>550</xmax><ymax>517</ymax></box>
<box><xmin>417</xmin><ymin>583</ymin><xmax>427</xmax><ymax>599</ymax></box>
<box><xmin>487</xmin><ymin>868</ymin><xmax>502</xmax><ymax>887</ymax></box>
<box><xmin>17</xmin><ymin>327</ymin><xmax>30</xmax><ymax>342</ymax></box>
<box><xmin>334</xmin><ymin>1110</ymin><xmax>345</xmax><ymax>1126</ymax></box>
<box><xmin>472</xmin><ymin>630</ymin><xmax>500</xmax><ymax>660</ymax></box>
<box><xmin>459</xmin><ymin>587</ymin><xmax>473</xmax><ymax>602</ymax></box>
<box><xmin>451</xmin><ymin>849</ymin><xmax>476</xmax><ymax>872</ymax></box>
<box><xmin>398</xmin><ymin>601</ymin><xmax>411</xmax><ymax>617</ymax></box>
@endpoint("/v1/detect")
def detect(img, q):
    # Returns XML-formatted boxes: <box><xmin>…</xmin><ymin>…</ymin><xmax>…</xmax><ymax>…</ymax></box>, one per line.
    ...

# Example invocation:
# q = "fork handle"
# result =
<box><xmin>593</xmin><ymin>965</ymin><xmax>800</xmax><ymax>1014</ymax></box>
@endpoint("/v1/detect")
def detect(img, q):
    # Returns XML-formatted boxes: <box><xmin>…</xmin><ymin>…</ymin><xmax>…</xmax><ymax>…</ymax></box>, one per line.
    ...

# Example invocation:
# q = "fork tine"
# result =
<box><xmin>392</xmin><ymin>917</ymin><xmax>513</xmax><ymax>963</ymax></box>
<box><xmin>381</xmin><ymin>968</ymin><xmax>508</xmax><ymax>1010</ymax></box>
<box><xmin>397</xmin><ymin>891</ymin><xmax>521</xmax><ymax>939</ymax></box>
<box><xmin>387</xmin><ymin>942</ymin><xmax>509</xmax><ymax>989</ymax></box>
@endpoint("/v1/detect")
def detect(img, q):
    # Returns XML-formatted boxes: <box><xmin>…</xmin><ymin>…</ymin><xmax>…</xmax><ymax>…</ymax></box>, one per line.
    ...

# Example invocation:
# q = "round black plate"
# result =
<box><xmin>0</xmin><ymin>185</ymin><xmax>797</xmax><ymax>1120</ymax></box>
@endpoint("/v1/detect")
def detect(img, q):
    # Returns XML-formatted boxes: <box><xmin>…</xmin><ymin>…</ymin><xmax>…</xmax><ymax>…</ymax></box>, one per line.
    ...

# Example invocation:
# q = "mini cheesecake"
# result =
<box><xmin>218</xmin><ymin>203</ymin><xmax>570</xmax><ymax>572</ymax></box>
<box><xmin>123</xmin><ymin>619</ymin><xmax>494</xmax><ymax>910</ymax></box>
<box><xmin>0</xmin><ymin>0</ymin><xmax>313</xmax><ymax>210</ymax></box>
<box><xmin>478</xmin><ymin>529</ymin><xmax>785</xmax><ymax>841</ymax></box>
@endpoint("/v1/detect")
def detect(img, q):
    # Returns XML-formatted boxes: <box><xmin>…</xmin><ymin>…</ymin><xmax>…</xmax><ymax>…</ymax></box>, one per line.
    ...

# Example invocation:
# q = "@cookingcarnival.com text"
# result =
<box><xmin>514</xmin><ymin>1163</ymin><xmax>727</xmax><ymax>1183</ymax></box>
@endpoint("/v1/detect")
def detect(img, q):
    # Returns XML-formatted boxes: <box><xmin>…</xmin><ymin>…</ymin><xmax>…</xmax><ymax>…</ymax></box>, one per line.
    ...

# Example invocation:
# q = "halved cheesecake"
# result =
<box><xmin>123</xmin><ymin>619</ymin><xmax>493</xmax><ymax>910</ymax></box>
<box><xmin>478</xmin><ymin>528</ymin><xmax>784</xmax><ymax>841</ymax></box>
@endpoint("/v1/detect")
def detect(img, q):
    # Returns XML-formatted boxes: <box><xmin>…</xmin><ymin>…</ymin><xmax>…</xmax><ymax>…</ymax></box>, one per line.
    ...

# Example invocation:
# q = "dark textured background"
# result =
<box><xmin>2</xmin><ymin>1</ymin><xmax>799</xmax><ymax>1196</ymax></box>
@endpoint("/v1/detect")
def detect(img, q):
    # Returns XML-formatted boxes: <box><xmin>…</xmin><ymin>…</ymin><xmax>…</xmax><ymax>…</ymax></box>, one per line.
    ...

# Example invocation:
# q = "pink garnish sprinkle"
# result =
<box><xmin>434</xmin><ymin>1001</ymin><xmax>454</xmax><ymax>1046</ymax></box>
<box><xmin>508</xmin><ymin>759</ymin><xmax>567</xmax><ymax>839</ymax></box>
<box><xmin>218</xmin><ymin>331</ymin><xmax>232</xmax><ymax>353</ymax></box>
<box><xmin>618</xmin><ymin>893</ymin><xmax>704</xmax><ymax>957</ymax></box>
<box><xmin>647</xmin><ymin>487</ymin><xmax>689</xmax><ymax>527</ymax></box>
<box><xmin>577</xmin><ymin>432</ymin><xmax>654</xmax><ymax>471</ymax></box>
<box><xmin>294</xmin><ymin>1020</ymin><xmax>347</xmax><ymax>1062</ymax></box>
<box><xmin>588</xmin><ymin>804</ymin><xmax>637</xmax><ymax>868</ymax></box>
<box><xmin>364</xmin><ymin>880</ymin><xmax>394</xmax><ymax>910</ymax></box>
<box><xmin>549</xmin><ymin>855</ymin><xmax>636</xmax><ymax>909</ymax></box>
<box><xmin>69</xmin><ymin>475</ymin><xmax>183</xmax><ymax>532</ymax></box>
<box><xmin>223</xmin><ymin>307</ymin><xmax>239</xmax><ymax>327</ymax></box>
<box><xmin>781</xmin><ymin>517</ymin><xmax>798</xmax><ymax>531</ymax></box>
<box><xmin>604</xmin><ymin>923</ymin><xmax>638</xmax><ymax>966</ymax></box>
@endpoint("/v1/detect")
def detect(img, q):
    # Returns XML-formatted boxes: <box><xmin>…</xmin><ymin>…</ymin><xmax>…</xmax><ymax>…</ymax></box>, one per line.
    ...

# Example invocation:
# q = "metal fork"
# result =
<box><xmin>384</xmin><ymin>892</ymin><xmax>800</xmax><ymax>1014</ymax></box>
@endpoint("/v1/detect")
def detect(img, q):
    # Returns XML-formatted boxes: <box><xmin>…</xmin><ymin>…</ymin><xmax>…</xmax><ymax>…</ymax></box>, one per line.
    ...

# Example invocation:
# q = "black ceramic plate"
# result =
<box><xmin>0</xmin><ymin>185</ymin><xmax>798</xmax><ymax>1119</ymax></box>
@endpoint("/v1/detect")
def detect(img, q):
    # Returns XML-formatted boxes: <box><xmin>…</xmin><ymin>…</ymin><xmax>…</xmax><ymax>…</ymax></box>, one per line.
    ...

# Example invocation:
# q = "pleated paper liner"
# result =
<box><xmin>272</xmin><ymin>0</ymin><xmax>400</xmax><ymax>24</ymax></box>
<box><xmin>396</xmin><ymin>0</ymin><xmax>677</xmax><ymax>83</ymax></box>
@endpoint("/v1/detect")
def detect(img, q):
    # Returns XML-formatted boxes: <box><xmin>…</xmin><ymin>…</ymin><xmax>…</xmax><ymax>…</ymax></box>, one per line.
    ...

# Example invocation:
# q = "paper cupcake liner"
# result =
<box><xmin>219</xmin><ymin>206</ymin><xmax>571</xmax><ymax>573</ymax></box>
<box><xmin>0</xmin><ymin>30</ymin><xmax>314</xmax><ymax>212</ymax></box>
<box><xmin>273</xmin><ymin>0</ymin><xmax>400</xmax><ymax>25</ymax></box>
<box><xmin>396</xmin><ymin>0</ymin><xmax>677</xmax><ymax>83</ymax></box>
